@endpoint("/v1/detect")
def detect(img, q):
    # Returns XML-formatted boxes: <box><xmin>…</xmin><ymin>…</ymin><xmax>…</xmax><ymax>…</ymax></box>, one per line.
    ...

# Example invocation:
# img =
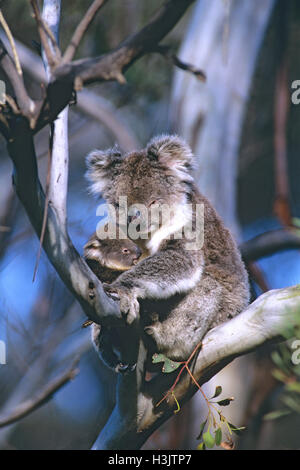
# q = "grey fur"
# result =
<box><xmin>86</xmin><ymin>135</ymin><xmax>250</xmax><ymax>362</ymax></box>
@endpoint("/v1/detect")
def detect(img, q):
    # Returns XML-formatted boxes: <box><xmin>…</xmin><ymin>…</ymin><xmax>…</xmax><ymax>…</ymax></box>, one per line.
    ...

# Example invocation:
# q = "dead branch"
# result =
<box><xmin>63</xmin><ymin>0</ymin><xmax>109</xmax><ymax>63</ymax></box>
<box><xmin>0</xmin><ymin>360</ymin><xmax>79</xmax><ymax>428</ymax></box>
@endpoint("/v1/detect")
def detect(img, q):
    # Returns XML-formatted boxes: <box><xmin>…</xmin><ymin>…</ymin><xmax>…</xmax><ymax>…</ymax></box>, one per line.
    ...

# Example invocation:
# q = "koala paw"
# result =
<box><xmin>103</xmin><ymin>284</ymin><xmax>140</xmax><ymax>324</ymax></box>
<box><xmin>144</xmin><ymin>323</ymin><xmax>161</xmax><ymax>343</ymax></box>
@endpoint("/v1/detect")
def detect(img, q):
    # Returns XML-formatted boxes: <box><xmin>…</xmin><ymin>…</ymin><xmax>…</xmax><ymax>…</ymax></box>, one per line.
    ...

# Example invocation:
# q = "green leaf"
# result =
<box><xmin>217</xmin><ymin>397</ymin><xmax>234</xmax><ymax>406</ymax></box>
<box><xmin>203</xmin><ymin>431</ymin><xmax>215</xmax><ymax>449</ymax></box>
<box><xmin>152</xmin><ymin>353</ymin><xmax>181</xmax><ymax>373</ymax></box>
<box><xmin>215</xmin><ymin>427</ymin><xmax>222</xmax><ymax>446</ymax></box>
<box><xmin>272</xmin><ymin>368</ymin><xmax>289</xmax><ymax>383</ymax></box>
<box><xmin>292</xmin><ymin>217</ymin><xmax>300</xmax><ymax>228</ymax></box>
<box><xmin>263</xmin><ymin>409</ymin><xmax>291</xmax><ymax>421</ymax></box>
<box><xmin>197</xmin><ymin>442</ymin><xmax>206</xmax><ymax>450</ymax></box>
<box><xmin>152</xmin><ymin>353</ymin><xmax>167</xmax><ymax>364</ymax></box>
<box><xmin>285</xmin><ymin>382</ymin><xmax>300</xmax><ymax>394</ymax></box>
<box><xmin>281</xmin><ymin>395</ymin><xmax>300</xmax><ymax>413</ymax></box>
<box><xmin>162</xmin><ymin>358</ymin><xmax>182</xmax><ymax>373</ymax></box>
<box><xmin>228</xmin><ymin>422</ymin><xmax>246</xmax><ymax>436</ymax></box>
<box><xmin>210</xmin><ymin>386</ymin><xmax>222</xmax><ymax>399</ymax></box>
<box><xmin>196</xmin><ymin>419</ymin><xmax>207</xmax><ymax>440</ymax></box>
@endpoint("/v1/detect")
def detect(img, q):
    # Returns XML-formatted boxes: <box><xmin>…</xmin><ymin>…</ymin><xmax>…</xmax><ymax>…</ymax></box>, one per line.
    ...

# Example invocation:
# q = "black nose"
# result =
<box><xmin>135</xmin><ymin>246</ymin><xmax>142</xmax><ymax>259</ymax></box>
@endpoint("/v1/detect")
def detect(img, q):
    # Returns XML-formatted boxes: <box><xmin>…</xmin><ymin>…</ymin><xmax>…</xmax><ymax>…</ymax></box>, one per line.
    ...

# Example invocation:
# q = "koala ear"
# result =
<box><xmin>146</xmin><ymin>134</ymin><xmax>194</xmax><ymax>181</ymax></box>
<box><xmin>85</xmin><ymin>147</ymin><xmax>123</xmax><ymax>195</ymax></box>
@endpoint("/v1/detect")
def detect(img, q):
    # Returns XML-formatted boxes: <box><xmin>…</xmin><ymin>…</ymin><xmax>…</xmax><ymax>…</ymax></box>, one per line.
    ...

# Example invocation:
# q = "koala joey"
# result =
<box><xmin>83</xmin><ymin>228</ymin><xmax>143</xmax><ymax>372</ymax></box>
<box><xmin>86</xmin><ymin>135</ymin><xmax>250</xmax><ymax>362</ymax></box>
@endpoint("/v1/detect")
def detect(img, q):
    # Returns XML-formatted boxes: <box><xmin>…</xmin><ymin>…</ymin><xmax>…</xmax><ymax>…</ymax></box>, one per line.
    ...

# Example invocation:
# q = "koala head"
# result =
<box><xmin>86</xmin><ymin>135</ymin><xmax>195</xmax><ymax>251</ymax></box>
<box><xmin>84</xmin><ymin>231</ymin><xmax>142</xmax><ymax>271</ymax></box>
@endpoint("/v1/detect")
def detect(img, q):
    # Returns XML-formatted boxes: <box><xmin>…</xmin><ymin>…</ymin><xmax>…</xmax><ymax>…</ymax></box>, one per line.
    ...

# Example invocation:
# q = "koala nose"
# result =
<box><xmin>133</xmin><ymin>246</ymin><xmax>142</xmax><ymax>264</ymax></box>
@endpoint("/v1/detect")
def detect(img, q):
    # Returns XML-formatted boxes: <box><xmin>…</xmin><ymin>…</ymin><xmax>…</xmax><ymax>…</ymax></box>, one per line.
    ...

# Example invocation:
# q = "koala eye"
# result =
<box><xmin>114</xmin><ymin>202</ymin><xmax>119</xmax><ymax>209</ymax></box>
<box><xmin>122</xmin><ymin>248</ymin><xmax>130</xmax><ymax>254</ymax></box>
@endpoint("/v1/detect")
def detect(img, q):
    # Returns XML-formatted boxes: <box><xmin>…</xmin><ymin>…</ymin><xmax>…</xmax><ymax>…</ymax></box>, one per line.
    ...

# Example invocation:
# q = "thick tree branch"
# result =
<box><xmin>8</xmin><ymin>116</ymin><xmax>121</xmax><ymax>327</ymax></box>
<box><xmin>93</xmin><ymin>285</ymin><xmax>300</xmax><ymax>449</ymax></box>
<box><xmin>240</xmin><ymin>229</ymin><xmax>300</xmax><ymax>263</ymax></box>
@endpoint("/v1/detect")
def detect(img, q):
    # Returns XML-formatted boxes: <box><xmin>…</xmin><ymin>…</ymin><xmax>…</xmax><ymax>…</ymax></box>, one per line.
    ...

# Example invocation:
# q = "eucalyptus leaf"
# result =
<box><xmin>263</xmin><ymin>409</ymin><xmax>291</xmax><ymax>421</ymax></box>
<box><xmin>228</xmin><ymin>422</ymin><xmax>246</xmax><ymax>436</ymax></box>
<box><xmin>203</xmin><ymin>431</ymin><xmax>215</xmax><ymax>449</ymax></box>
<box><xmin>210</xmin><ymin>386</ymin><xmax>222</xmax><ymax>399</ymax></box>
<box><xmin>196</xmin><ymin>419</ymin><xmax>207</xmax><ymax>440</ymax></box>
<box><xmin>162</xmin><ymin>357</ymin><xmax>182</xmax><ymax>373</ymax></box>
<box><xmin>217</xmin><ymin>397</ymin><xmax>234</xmax><ymax>406</ymax></box>
<box><xmin>152</xmin><ymin>353</ymin><xmax>167</xmax><ymax>364</ymax></box>
<box><xmin>215</xmin><ymin>427</ymin><xmax>222</xmax><ymax>446</ymax></box>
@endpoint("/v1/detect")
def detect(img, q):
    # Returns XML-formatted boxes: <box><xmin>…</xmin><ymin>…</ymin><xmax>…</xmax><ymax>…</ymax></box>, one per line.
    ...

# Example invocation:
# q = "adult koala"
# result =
<box><xmin>86</xmin><ymin>135</ymin><xmax>249</xmax><ymax>362</ymax></box>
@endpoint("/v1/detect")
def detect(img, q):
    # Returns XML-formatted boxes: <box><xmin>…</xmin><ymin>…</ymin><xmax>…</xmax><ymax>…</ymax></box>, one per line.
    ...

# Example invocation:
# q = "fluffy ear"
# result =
<box><xmin>146</xmin><ymin>134</ymin><xmax>194</xmax><ymax>181</ymax></box>
<box><xmin>85</xmin><ymin>147</ymin><xmax>123</xmax><ymax>195</ymax></box>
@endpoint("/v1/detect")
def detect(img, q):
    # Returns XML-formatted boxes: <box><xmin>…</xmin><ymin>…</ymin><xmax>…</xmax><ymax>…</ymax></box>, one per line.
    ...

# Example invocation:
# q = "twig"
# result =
<box><xmin>153</xmin><ymin>44</ymin><xmax>206</xmax><ymax>82</ymax></box>
<box><xmin>0</xmin><ymin>34</ymin><xmax>138</xmax><ymax>150</ymax></box>
<box><xmin>63</xmin><ymin>0</ymin><xmax>109</xmax><ymax>63</ymax></box>
<box><xmin>34</xmin><ymin>0</ymin><xmax>197</xmax><ymax>131</ymax></box>
<box><xmin>0</xmin><ymin>10</ymin><xmax>22</xmax><ymax>75</ymax></box>
<box><xmin>30</xmin><ymin>0</ymin><xmax>60</xmax><ymax>68</ymax></box>
<box><xmin>5</xmin><ymin>94</ymin><xmax>20</xmax><ymax>114</ymax></box>
<box><xmin>0</xmin><ymin>359</ymin><xmax>79</xmax><ymax>428</ymax></box>
<box><xmin>0</xmin><ymin>39</ymin><xmax>34</xmax><ymax>120</ymax></box>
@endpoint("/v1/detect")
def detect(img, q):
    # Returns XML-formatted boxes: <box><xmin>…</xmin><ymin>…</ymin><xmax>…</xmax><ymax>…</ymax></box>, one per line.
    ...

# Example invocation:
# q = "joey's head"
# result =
<box><xmin>86</xmin><ymin>135</ymin><xmax>195</xmax><ymax>252</ymax></box>
<box><xmin>84</xmin><ymin>231</ymin><xmax>142</xmax><ymax>271</ymax></box>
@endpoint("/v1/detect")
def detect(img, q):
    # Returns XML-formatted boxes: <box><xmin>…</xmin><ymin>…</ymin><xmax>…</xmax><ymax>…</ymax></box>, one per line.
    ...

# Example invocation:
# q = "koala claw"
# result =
<box><xmin>115</xmin><ymin>362</ymin><xmax>137</xmax><ymax>374</ymax></box>
<box><xmin>120</xmin><ymin>294</ymin><xmax>139</xmax><ymax>324</ymax></box>
<box><xmin>144</xmin><ymin>325</ymin><xmax>155</xmax><ymax>336</ymax></box>
<box><xmin>103</xmin><ymin>284</ymin><xmax>140</xmax><ymax>324</ymax></box>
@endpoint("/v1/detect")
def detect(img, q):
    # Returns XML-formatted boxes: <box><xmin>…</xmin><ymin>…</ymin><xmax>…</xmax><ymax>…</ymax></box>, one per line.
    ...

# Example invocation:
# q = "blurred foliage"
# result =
<box><xmin>264</xmin><ymin>309</ymin><xmax>300</xmax><ymax>423</ymax></box>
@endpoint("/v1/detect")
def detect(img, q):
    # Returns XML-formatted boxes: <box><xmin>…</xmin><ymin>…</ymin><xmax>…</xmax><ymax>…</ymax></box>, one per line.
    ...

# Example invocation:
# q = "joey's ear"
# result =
<box><xmin>146</xmin><ymin>134</ymin><xmax>194</xmax><ymax>181</ymax></box>
<box><xmin>85</xmin><ymin>147</ymin><xmax>123</xmax><ymax>195</ymax></box>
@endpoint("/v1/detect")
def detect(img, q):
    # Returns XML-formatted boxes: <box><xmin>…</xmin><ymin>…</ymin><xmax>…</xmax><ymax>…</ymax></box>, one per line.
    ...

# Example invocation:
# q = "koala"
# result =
<box><xmin>84</xmin><ymin>230</ymin><xmax>142</xmax><ymax>371</ymax></box>
<box><xmin>84</xmin><ymin>231</ymin><xmax>142</xmax><ymax>283</ymax></box>
<box><xmin>86</xmin><ymin>135</ymin><xmax>250</xmax><ymax>362</ymax></box>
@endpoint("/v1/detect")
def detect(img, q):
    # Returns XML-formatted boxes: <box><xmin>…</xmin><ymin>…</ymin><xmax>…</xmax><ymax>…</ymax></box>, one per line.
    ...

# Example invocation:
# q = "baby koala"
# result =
<box><xmin>83</xmin><ymin>229</ymin><xmax>142</xmax><ymax>371</ymax></box>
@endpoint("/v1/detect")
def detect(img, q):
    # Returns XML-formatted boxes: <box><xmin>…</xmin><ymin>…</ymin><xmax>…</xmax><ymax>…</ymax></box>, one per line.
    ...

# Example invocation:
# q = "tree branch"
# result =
<box><xmin>240</xmin><ymin>229</ymin><xmax>300</xmax><ymax>263</ymax></box>
<box><xmin>0</xmin><ymin>39</ymin><xmax>35</xmax><ymax>120</ymax></box>
<box><xmin>63</xmin><ymin>0</ymin><xmax>109</xmax><ymax>63</ymax></box>
<box><xmin>0</xmin><ymin>360</ymin><xmax>79</xmax><ymax>428</ymax></box>
<box><xmin>0</xmin><ymin>33</ymin><xmax>138</xmax><ymax>151</ymax></box>
<box><xmin>8</xmin><ymin>116</ymin><xmax>121</xmax><ymax>327</ymax></box>
<box><xmin>34</xmin><ymin>0</ymin><xmax>196</xmax><ymax>131</ymax></box>
<box><xmin>93</xmin><ymin>284</ymin><xmax>300</xmax><ymax>449</ymax></box>
<box><xmin>30</xmin><ymin>0</ymin><xmax>61</xmax><ymax>69</ymax></box>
